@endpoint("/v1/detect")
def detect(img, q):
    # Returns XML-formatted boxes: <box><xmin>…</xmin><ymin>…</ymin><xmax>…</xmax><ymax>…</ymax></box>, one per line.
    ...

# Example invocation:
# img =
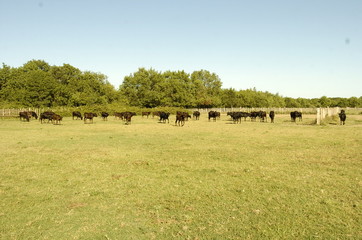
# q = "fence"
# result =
<box><xmin>189</xmin><ymin>107</ymin><xmax>318</xmax><ymax>114</ymax></box>
<box><xmin>316</xmin><ymin>107</ymin><xmax>341</xmax><ymax>125</ymax></box>
<box><xmin>0</xmin><ymin>108</ymin><xmax>50</xmax><ymax>118</ymax></box>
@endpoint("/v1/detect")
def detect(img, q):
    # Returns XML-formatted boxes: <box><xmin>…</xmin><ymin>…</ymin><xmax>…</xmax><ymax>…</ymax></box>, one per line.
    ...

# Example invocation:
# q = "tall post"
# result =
<box><xmin>316</xmin><ymin>108</ymin><xmax>321</xmax><ymax>125</ymax></box>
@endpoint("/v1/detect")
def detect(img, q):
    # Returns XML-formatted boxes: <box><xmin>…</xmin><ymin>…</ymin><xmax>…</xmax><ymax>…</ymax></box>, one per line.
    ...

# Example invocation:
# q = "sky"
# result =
<box><xmin>0</xmin><ymin>0</ymin><xmax>361</xmax><ymax>98</ymax></box>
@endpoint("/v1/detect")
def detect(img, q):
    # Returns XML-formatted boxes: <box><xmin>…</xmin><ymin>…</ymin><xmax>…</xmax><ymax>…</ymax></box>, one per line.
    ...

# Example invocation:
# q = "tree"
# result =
<box><xmin>119</xmin><ymin>68</ymin><xmax>163</xmax><ymax>107</ymax></box>
<box><xmin>161</xmin><ymin>71</ymin><xmax>194</xmax><ymax>107</ymax></box>
<box><xmin>191</xmin><ymin>70</ymin><xmax>222</xmax><ymax>108</ymax></box>
<box><xmin>318</xmin><ymin>96</ymin><xmax>331</xmax><ymax>107</ymax></box>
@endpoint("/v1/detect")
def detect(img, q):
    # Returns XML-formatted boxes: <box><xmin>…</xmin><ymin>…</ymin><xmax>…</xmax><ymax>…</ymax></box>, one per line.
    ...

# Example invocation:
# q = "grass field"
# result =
<box><xmin>1</xmin><ymin>113</ymin><xmax>361</xmax><ymax>239</ymax></box>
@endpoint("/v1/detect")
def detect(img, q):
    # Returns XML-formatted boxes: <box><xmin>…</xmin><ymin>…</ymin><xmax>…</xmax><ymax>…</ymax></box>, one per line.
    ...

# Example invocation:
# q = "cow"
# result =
<box><xmin>193</xmin><ymin>111</ymin><xmax>200</xmax><ymax>120</ymax></box>
<box><xmin>159</xmin><ymin>112</ymin><xmax>170</xmax><ymax>123</ymax></box>
<box><xmin>269</xmin><ymin>111</ymin><xmax>275</xmax><ymax>123</ymax></box>
<box><xmin>27</xmin><ymin>111</ymin><xmax>38</xmax><ymax>119</ymax></box>
<box><xmin>40</xmin><ymin>111</ymin><xmax>55</xmax><ymax>124</ymax></box>
<box><xmin>72</xmin><ymin>111</ymin><xmax>83</xmax><ymax>120</ymax></box>
<box><xmin>175</xmin><ymin>114</ymin><xmax>185</xmax><ymax>126</ymax></box>
<box><xmin>258</xmin><ymin>111</ymin><xmax>267</xmax><ymax>122</ymax></box>
<box><xmin>101</xmin><ymin>112</ymin><xmax>109</xmax><ymax>121</ymax></box>
<box><xmin>208</xmin><ymin>111</ymin><xmax>219</xmax><ymax>121</ymax></box>
<box><xmin>52</xmin><ymin>114</ymin><xmax>63</xmax><ymax>125</ymax></box>
<box><xmin>241</xmin><ymin>112</ymin><xmax>250</xmax><ymax>121</ymax></box>
<box><xmin>19</xmin><ymin>111</ymin><xmax>30</xmax><ymax>122</ymax></box>
<box><xmin>123</xmin><ymin>112</ymin><xmax>136</xmax><ymax>124</ymax></box>
<box><xmin>152</xmin><ymin>111</ymin><xmax>161</xmax><ymax>118</ymax></box>
<box><xmin>339</xmin><ymin>110</ymin><xmax>346</xmax><ymax>125</ymax></box>
<box><xmin>142</xmin><ymin>112</ymin><xmax>151</xmax><ymax>118</ymax></box>
<box><xmin>114</xmin><ymin>112</ymin><xmax>124</xmax><ymax>120</ymax></box>
<box><xmin>84</xmin><ymin>112</ymin><xmax>97</xmax><ymax>124</ymax></box>
<box><xmin>175</xmin><ymin>112</ymin><xmax>191</xmax><ymax>126</ymax></box>
<box><xmin>250</xmin><ymin>111</ymin><xmax>258</xmax><ymax>121</ymax></box>
<box><xmin>227</xmin><ymin>112</ymin><xmax>242</xmax><ymax>124</ymax></box>
<box><xmin>290</xmin><ymin>111</ymin><xmax>302</xmax><ymax>122</ymax></box>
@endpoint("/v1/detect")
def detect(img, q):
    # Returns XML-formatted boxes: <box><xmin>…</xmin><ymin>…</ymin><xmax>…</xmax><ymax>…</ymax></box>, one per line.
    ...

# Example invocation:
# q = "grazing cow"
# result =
<box><xmin>19</xmin><ymin>111</ymin><xmax>30</xmax><ymax>122</ymax></box>
<box><xmin>159</xmin><ymin>112</ymin><xmax>170</xmax><ymax>123</ymax></box>
<box><xmin>152</xmin><ymin>111</ymin><xmax>161</xmax><ymax>118</ymax></box>
<box><xmin>72</xmin><ymin>111</ymin><xmax>83</xmax><ymax>120</ymax></box>
<box><xmin>193</xmin><ymin>111</ymin><xmax>200</xmax><ymax>120</ymax></box>
<box><xmin>101</xmin><ymin>112</ymin><xmax>109</xmax><ymax>121</ymax></box>
<box><xmin>114</xmin><ymin>112</ymin><xmax>124</xmax><ymax>120</ymax></box>
<box><xmin>123</xmin><ymin>112</ymin><xmax>136</xmax><ymax>124</ymax></box>
<box><xmin>40</xmin><ymin>111</ymin><xmax>55</xmax><ymax>124</ymax></box>
<box><xmin>339</xmin><ymin>110</ymin><xmax>346</xmax><ymax>125</ymax></box>
<box><xmin>269</xmin><ymin>111</ymin><xmax>275</xmax><ymax>123</ymax></box>
<box><xmin>175</xmin><ymin>112</ymin><xmax>191</xmax><ymax>126</ymax></box>
<box><xmin>208</xmin><ymin>111</ymin><xmax>219</xmax><ymax>121</ymax></box>
<box><xmin>142</xmin><ymin>112</ymin><xmax>151</xmax><ymax>118</ymax></box>
<box><xmin>227</xmin><ymin>112</ymin><xmax>242</xmax><ymax>124</ymax></box>
<box><xmin>175</xmin><ymin>114</ymin><xmax>185</xmax><ymax>126</ymax></box>
<box><xmin>290</xmin><ymin>111</ymin><xmax>302</xmax><ymax>122</ymax></box>
<box><xmin>84</xmin><ymin>112</ymin><xmax>97</xmax><ymax>124</ymax></box>
<box><xmin>52</xmin><ymin>114</ymin><xmax>63</xmax><ymax>125</ymax></box>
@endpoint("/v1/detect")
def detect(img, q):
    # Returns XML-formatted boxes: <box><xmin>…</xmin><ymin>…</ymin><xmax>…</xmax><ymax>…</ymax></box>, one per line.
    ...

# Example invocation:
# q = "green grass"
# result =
<box><xmin>1</xmin><ymin>114</ymin><xmax>361</xmax><ymax>239</ymax></box>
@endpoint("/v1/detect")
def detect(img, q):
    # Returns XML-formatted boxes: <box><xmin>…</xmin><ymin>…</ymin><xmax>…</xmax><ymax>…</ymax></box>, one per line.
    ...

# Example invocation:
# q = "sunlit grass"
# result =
<box><xmin>1</xmin><ymin>114</ymin><xmax>361</xmax><ymax>239</ymax></box>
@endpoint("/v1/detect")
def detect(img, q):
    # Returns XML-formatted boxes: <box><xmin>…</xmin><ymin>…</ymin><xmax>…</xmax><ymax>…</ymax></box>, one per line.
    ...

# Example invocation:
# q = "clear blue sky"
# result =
<box><xmin>1</xmin><ymin>0</ymin><xmax>361</xmax><ymax>98</ymax></box>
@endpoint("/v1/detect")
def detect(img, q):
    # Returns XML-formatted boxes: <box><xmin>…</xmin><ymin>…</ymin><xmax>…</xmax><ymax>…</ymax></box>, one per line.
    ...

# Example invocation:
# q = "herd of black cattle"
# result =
<box><xmin>18</xmin><ymin>109</ymin><xmax>347</xmax><ymax>126</ymax></box>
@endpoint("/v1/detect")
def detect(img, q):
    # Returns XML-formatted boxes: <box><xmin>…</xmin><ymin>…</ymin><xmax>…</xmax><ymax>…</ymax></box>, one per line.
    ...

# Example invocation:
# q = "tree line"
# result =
<box><xmin>1</xmin><ymin>60</ymin><xmax>361</xmax><ymax>108</ymax></box>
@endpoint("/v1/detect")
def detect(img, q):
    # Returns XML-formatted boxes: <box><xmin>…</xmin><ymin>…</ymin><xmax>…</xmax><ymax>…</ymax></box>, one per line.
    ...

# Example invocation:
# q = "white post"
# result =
<box><xmin>316</xmin><ymin>108</ymin><xmax>321</xmax><ymax>125</ymax></box>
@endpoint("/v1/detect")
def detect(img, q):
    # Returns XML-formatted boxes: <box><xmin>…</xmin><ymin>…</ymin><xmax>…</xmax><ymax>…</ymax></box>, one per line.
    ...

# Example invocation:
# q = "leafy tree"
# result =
<box><xmin>318</xmin><ymin>96</ymin><xmax>331</xmax><ymax>107</ymax></box>
<box><xmin>161</xmin><ymin>70</ymin><xmax>194</xmax><ymax>107</ymax></box>
<box><xmin>191</xmin><ymin>70</ymin><xmax>222</xmax><ymax>108</ymax></box>
<box><xmin>23</xmin><ymin>70</ymin><xmax>57</xmax><ymax>107</ymax></box>
<box><xmin>119</xmin><ymin>68</ymin><xmax>163</xmax><ymax>107</ymax></box>
<box><xmin>221</xmin><ymin>88</ymin><xmax>239</xmax><ymax>108</ymax></box>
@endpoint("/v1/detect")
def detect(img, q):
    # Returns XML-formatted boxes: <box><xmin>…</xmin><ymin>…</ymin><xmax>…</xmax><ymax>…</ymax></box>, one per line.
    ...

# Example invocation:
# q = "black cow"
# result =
<box><xmin>52</xmin><ymin>114</ymin><xmax>63</xmax><ymax>125</ymax></box>
<box><xmin>290</xmin><ymin>111</ymin><xmax>302</xmax><ymax>122</ymax></box>
<box><xmin>259</xmin><ymin>111</ymin><xmax>268</xmax><ymax>122</ymax></box>
<box><xmin>175</xmin><ymin>114</ymin><xmax>185</xmax><ymax>126</ymax></box>
<box><xmin>193</xmin><ymin>111</ymin><xmax>200</xmax><ymax>120</ymax></box>
<box><xmin>269</xmin><ymin>111</ymin><xmax>275</xmax><ymax>123</ymax></box>
<box><xmin>84</xmin><ymin>112</ymin><xmax>97</xmax><ymax>124</ymax></box>
<box><xmin>339</xmin><ymin>110</ymin><xmax>346</xmax><ymax>125</ymax></box>
<box><xmin>250</xmin><ymin>111</ymin><xmax>258</xmax><ymax>121</ymax></box>
<box><xmin>227</xmin><ymin>112</ymin><xmax>242</xmax><ymax>124</ymax></box>
<box><xmin>19</xmin><ymin>111</ymin><xmax>30</xmax><ymax>122</ymax></box>
<box><xmin>101</xmin><ymin>112</ymin><xmax>109</xmax><ymax>121</ymax></box>
<box><xmin>27</xmin><ymin>111</ymin><xmax>38</xmax><ymax>119</ymax></box>
<box><xmin>40</xmin><ymin>111</ymin><xmax>55</xmax><ymax>124</ymax></box>
<box><xmin>208</xmin><ymin>111</ymin><xmax>219</xmax><ymax>121</ymax></box>
<box><xmin>175</xmin><ymin>112</ymin><xmax>191</xmax><ymax>126</ymax></box>
<box><xmin>123</xmin><ymin>112</ymin><xmax>136</xmax><ymax>124</ymax></box>
<box><xmin>159</xmin><ymin>112</ymin><xmax>170</xmax><ymax>123</ymax></box>
<box><xmin>72</xmin><ymin>111</ymin><xmax>83</xmax><ymax>120</ymax></box>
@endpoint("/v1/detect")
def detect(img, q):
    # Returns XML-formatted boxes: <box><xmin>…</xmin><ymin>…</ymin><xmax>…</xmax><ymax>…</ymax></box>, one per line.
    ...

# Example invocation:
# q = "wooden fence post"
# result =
<box><xmin>316</xmin><ymin>108</ymin><xmax>321</xmax><ymax>125</ymax></box>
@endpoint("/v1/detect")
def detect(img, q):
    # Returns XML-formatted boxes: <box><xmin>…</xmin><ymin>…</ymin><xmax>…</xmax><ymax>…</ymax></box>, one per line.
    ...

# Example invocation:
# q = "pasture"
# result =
<box><xmin>1</xmin><ymin>113</ymin><xmax>361</xmax><ymax>239</ymax></box>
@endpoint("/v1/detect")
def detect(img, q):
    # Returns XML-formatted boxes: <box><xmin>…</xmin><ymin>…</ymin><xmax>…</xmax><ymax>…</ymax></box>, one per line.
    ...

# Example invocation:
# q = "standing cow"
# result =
<box><xmin>84</xmin><ymin>112</ymin><xmax>97</xmax><ymax>124</ymax></box>
<box><xmin>193</xmin><ymin>111</ymin><xmax>200</xmax><ymax>120</ymax></box>
<box><xmin>339</xmin><ymin>110</ymin><xmax>346</xmax><ymax>125</ymax></box>
<box><xmin>72</xmin><ymin>111</ymin><xmax>83</xmax><ymax>120</ymax></box>
<box><xmin>101</xmin><ymin>112</ymin><xmax>109</xmax><ymax>121</ymax></box>
<box><xmin>269</xmin><ymin>111</ymin><xmax>275</xmax><ymax>123</ymax></box>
